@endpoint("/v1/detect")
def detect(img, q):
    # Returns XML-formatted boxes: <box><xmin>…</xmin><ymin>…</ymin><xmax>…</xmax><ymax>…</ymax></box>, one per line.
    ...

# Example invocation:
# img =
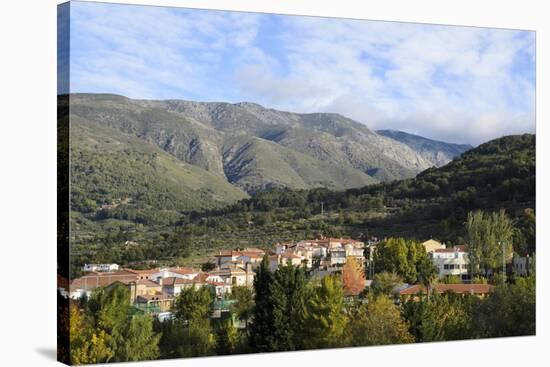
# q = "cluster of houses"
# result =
<box><xmin>59</xmin><ymin>236</ymin><xmax>533</xmax><ymax>319</ymax></box>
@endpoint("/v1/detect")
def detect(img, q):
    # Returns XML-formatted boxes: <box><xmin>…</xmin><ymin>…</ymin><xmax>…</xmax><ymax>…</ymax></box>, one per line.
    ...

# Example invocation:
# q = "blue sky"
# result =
<box><xmin>61</xmin><ymin>1</ymin><xmax>536</xmax><ymax>145</ymax></box>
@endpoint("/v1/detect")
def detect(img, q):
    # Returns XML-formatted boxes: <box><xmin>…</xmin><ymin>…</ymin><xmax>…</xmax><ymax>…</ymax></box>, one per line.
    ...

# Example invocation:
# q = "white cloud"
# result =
<box><xmin>68</xmin><ymin>2</ymin><xmax>534</xmax><ymax>145</ymax></box>
<box><xmin>233</xmin><ymin>17</ymin><xmax>535</xmax><ymax>145</ymax></box>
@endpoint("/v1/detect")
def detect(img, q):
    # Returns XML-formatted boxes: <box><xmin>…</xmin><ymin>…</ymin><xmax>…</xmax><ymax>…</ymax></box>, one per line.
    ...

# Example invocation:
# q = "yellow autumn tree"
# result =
<box><xmin>69</xmin><ymin>304</ymin><xmax>114</xmax><ymax>365</ymax></box>
<box><xmin>342</xmin><ymin>257</ymin><xmax>366</xmax><ymax>296</ymax></box>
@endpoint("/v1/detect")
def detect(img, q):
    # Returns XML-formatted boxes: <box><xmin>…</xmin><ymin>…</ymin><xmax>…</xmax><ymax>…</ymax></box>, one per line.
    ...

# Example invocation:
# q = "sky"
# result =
<box><xmin>60</xmin><ymin>1</ymin><xmax>536</xmax><ymax>145</ymax></box>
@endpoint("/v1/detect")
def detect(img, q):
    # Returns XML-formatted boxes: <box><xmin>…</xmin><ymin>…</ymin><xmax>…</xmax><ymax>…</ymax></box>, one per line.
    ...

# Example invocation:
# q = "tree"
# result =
<box><xmin>87</xmin><ymin>283</ymin><xmax>132</xmax><ymax>360</ymax></box>
<box><xmin>249</xmin><ymin>255</ymin><xmax>274</xmax><ymax>352</ymax></box>
<box><xmin>466</xmin><ymin>210</ymin><xmax>514</xmax><ymax>276</ymax></box>
<box><xmin>402</xmin><ymin>292</ymin><xmax>474</xmax><ymax>342</ymax></box>
<box><xmin>342</xmin><ymin>257</ymin><xmax>366</xmax><ymax>296</ymax></box>
<box><xmin>229</xmin><ymin>286</ymin><xmax>254</xmax><ymax>327</ymax></box>
<box><xmin>348</xmin><ymin>295</ymin><xmax>414</xmax><ymax>346</ymax></box>
<box><xmin>513</xmin><ymin>208</ymin><xmax>535</xmax><ymax>256</ymax></box>
<box><xmin>214</xmin><ymin>318</ymin><xmax>242</xmax><ymax>355</ymax></box>
<box><xmin>268</xmin><ymin>263</ymin><xmax>309</xmax><ymax>351</ymax></box>
<box><xmin>174</xmin><ymin>286</ymin><xmax>213</xmax><ymax>322</ymax></box>
<box><xmin>374</xmin><ymin>238</ymin><xmax>432</xmax><ymax>283</ymax></box>
<box><xmin>180</xmin><ymin>318</ymin><xmax>216</xmax><ymax>357</ymax></box>
<box><xmin>371</xmin><ymin>272</ymin><xmax>403</xmax><ymax>298</ymax></box>
<box><xmin>474</xmin><ymin>275</ymin><xmax>535</xmax><ymax>337</ymax></box>
<box><xmin>118</xmin><ymin>314</ymin><xmax>160</xmax><ymax>362</ymax></box>
<box><xmin>85</xmin><ymin>283</ymin><xmax>160</xmax><ymax>362</ymax></box>
<box><xmin>305</xmin><ymin>275</ymin><xmax>348</xmax><ymax>349</ymax></box>
<box><xmin>88</xmin><ymin>283</ymin><xmax>131</xmax><ymax>335</ymax></box>
<box><xmin>172</xmin><ymin>285</ymin><xmax>216</xmax><ymax>357</ymax></box>
<box><xmin>69</xmin><ymin>304</ymin><xmax>114</xmax><ymax>365</ymax></box>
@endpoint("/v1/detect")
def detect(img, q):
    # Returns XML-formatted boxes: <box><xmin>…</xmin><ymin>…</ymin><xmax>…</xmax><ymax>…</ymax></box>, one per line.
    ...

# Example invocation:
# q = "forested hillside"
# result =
<box><xmin>69</xmin><ymin>134</ymin><xmax>535</xmax><ymax>275</ymax></box>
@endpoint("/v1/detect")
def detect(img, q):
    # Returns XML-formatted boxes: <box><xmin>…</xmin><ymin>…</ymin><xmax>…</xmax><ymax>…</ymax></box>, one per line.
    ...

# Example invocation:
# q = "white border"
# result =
<box><xmin>0</xmin><ymin>1</ymin><xmax>547</xmax><ymax>366</ymax></box>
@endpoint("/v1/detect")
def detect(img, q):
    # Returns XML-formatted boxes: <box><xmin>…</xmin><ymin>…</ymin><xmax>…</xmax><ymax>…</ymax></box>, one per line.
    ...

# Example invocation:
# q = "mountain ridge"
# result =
<box><xmin>68</xmin><ymin>93</ymin><xmax>472</xmax><ymax>206</ymax></box>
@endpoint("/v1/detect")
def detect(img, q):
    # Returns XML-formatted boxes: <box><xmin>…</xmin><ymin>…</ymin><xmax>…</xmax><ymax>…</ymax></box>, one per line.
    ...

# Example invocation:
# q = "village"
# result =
<box><xmin>59</xmin><ymin>236</ymin><xmax>535</xmax><ymax>322</ymax></box>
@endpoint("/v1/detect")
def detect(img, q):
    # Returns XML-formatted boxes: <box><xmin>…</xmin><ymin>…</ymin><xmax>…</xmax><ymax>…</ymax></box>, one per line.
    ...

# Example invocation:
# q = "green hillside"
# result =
<box><xmin>68</xmin><ymin>133</ymin><xmax>535</xmax><ymax>275</ymax></box>
<box><xmin>70</xmin><ymin>115</ymin><xmax>248</xmax><ymax>217</ymax></box>
<box><xmin>222</xmin><ymin>135</ymin><xmax>377</xmax><ymax>193</ymax></box>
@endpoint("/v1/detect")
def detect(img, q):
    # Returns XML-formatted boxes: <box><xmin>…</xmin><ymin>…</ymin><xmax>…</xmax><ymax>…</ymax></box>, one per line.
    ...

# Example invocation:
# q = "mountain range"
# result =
<box><xmin>68</xmin><ymin>93</ymin><xmax>472</xmax><ymax>210</ymax></box>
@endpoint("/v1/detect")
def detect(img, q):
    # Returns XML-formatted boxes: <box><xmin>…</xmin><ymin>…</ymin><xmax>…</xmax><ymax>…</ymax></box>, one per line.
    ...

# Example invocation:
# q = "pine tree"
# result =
<box><xmin>305</xmin><ymin>275</ymin><xmax>348</xmax><ymax>349</ymax></box>
<box><xmin>268</xmin><ymin>263</ymin><xmax>309</xmax><ymax>351</ymax></box>
<box><xmin>249</xmin><ymin>255</ymin><xmax>274</xmax><ymax>352</ymax></box>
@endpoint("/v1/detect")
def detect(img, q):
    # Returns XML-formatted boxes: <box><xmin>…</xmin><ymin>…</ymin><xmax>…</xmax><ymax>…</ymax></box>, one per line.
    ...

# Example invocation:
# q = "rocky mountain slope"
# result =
<box><xmin>69</xmin><ymin>94</ymin><xmax>470</xmax><ymax>203</ymax></box>
<box><xmin>377</xmin><ymin>129</ymin><xmax>472</xmax><ymax>167</ymax></box>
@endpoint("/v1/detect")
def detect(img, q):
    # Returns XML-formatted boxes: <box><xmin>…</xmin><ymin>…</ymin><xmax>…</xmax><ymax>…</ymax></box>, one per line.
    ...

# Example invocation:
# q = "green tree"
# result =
<box><xmin>374</xmin><ymin>238</ymin><xmax>432</xmax><ymax>283</ymax></box>
<box><xmin>348</xmin><ymin>295</ymin><xmax>414</xmax><ymax>346</ymax></box>
<box><xmin>268</xmin><ymin>263</ymin><xmax>309</xmax><ymax>351</ymax></box>
<box><xmin>118</xmin><ymin>314</ymin><xmax>160</xmax><ymax>362</ymax></box>
<box><xmin>371</xmin><ymin>272</ymin><xmax>403</xmax><ymax>298</ymax></box>
<box><xmin>466</xmin><ymin>210</ymin><xmax>514</xmax><ymax>276</ymax></box>
<box><xmin>229</xmin><ymin>286</ymin><xmax>254</xmax><ymax>327</ymax></box>
<box><xmin>214</xmin><ymin>318</ymin><xmax>242</xmax><ymax>355</ymax></box>
<box><xmin>305</xmin><ymin>275</ymin><xmax>348</xmax><ymax>349</ymax></box>
<box><xmin>474</xmin><ymin>275</ymin><xmax>535</xmax><ymax>337</ymax></box>
<box><xmin>402</xmin><ymin>292</ymin><xmax>474</xmax><ymax>342</ymax></box>
<box><xmin>180</xmin><ymin>318</ymin><xmax>216</xmax><ymax>357</ymax></box>
<box><xmin>69</xmin><ymin>304</ymin><xmax>114</xmax><ymax>365</ymax></box>
<box><xmin>249</xmin><ymin>255</ymin><xmax>274</xmax><ymax>352</ymax></box>
<box><xmin>174</xmin><ymin>286</ymin><xmax>213</xmax><ymax>322</ymax></box>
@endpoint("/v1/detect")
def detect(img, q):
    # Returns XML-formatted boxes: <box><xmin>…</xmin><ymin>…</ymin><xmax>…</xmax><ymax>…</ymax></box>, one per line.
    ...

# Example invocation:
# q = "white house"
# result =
<box><xmin>430</xmin><ymin>245</ymin><xmax>470</xmax><ymax>280</ymax></box>
<box><xmin>83</xmin><ymin>263</ymin><xmax>120</xmax><ymax>272</ymax></box>
<box><xmin>513</xmin><ymin>254</ymin><xmax>534</xmax><ymax>276</ymax></box>
<box><xmin>150</xmin><ymin>267</ymin><xmax>199</xmax><ymax>282</ymax></box>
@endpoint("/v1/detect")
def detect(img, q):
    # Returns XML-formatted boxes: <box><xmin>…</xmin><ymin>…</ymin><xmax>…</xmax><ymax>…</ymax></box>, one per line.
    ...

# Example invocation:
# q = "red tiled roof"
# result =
<box><xmin>136</xmin><ymin>279</ymin><xmax>161</xmax><ymax>287</ymax></box>
<box><xmin>167</xmin><ymin>267</ymin><xmax>196</xmax><ymax>275</ymax></box>
<box><xmin>161</xmin><ymin>277</ymin><xmax>195</xmax><ymax>286</ymax></box>
<box><xmin>70</xmin><ymin>271</ymin><xmax>139</xmax><ymax>290</ymax></box>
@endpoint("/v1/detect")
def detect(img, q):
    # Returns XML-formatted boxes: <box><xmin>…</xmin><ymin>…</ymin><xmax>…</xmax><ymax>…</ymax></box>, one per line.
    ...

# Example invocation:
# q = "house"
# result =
<box><xmin>135</xmin><ymin>293</ymin><xmax>175</xmax><ymax>313</ymax></box>
<box><xmin>148</xmin><ymin>267</ymin><xmax>199</xmax><ymax>282</ymax></box>
<box><xmin>128</xmin><ymin>279</ymin><xmax>162</xmax><ymax>301</ymax></box>
<box><xmin>160</xmin><ymin>277</ymin><xmax>195</xmax><ymax>297</ymax></box>
<box><xmin>328</xmin><ymin>248</ymin><xmax>347</xmax><ymax>266</ymax></box>
<box><xmin>269</xmin><ymin>252</ymin><xmax>305</xmax><ymax>271</ymax></box>
<box><xmin>430</xmin><ymin>245</ymin><xmax>470</xmax><ymax>281</ymax></box>
<box><xmin>215</xmin><ymin>249</ymin><xmax>265</xmax><ymax>267</ymax></box>
<box><xmin>422</xmin><ymin>239</ymin><xmax>446</xmax><ymax>253</ymax></box>
<box><xmin>513</xmin><ymin>254</ymin><xmax>534</xmax><ymax>276</ymax></box>
<box><xmin>68</xmin><ymin>270</ymin><xmax>139</xmax><ymax>299</ymax></box>
<box><xmin>82</xmin><ymin>263</ymin><xmax>120</xmax><ymax>272</ymax></box>
<box><xmin>399</xmin><ymin>283</ymin><xmax>494</xmax><ymax>301</ymax></box>
<box><xmin>125</xmin><ymin>268</ymin><xmax>160</xmax><ymax>280</ymax></box>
